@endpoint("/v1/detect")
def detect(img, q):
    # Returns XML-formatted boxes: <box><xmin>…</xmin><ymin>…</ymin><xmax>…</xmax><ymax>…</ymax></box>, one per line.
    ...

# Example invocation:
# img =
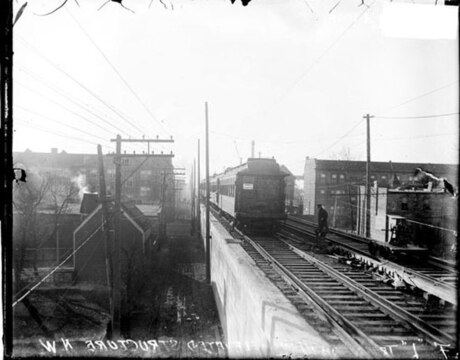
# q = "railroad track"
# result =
<box><xmin>284</xmin><ymin>216</ymin><xmax>458</xmax><ymax>300</ymax></box>
<box><xmin>240</xmin><ymin>234</ymin><xmax>457</xmax><ymax>359</ymax></box>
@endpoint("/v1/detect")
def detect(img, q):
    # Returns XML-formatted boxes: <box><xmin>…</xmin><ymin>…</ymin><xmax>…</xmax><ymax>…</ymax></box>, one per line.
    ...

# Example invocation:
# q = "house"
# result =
<box><xmin>72</xmin><ymin>199</ymin><xmax>155</xmax><ymax>283</ymax></box>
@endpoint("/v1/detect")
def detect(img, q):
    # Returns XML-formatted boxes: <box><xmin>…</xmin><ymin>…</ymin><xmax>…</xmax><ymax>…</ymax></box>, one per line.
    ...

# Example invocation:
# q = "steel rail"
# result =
<box><xmin>285</xmin><ymin>217</ymin><xmax>457</xmax><ymax>290</ymax></box>
<box><xmin>239</xmin><ymin>232</ymin><xmax>387</xmax><ymax>358</ymax></box>
<box><xmin>279</xmin><ymin>237</ymin><xmax>454</xmax><ymax>346</ymax></box>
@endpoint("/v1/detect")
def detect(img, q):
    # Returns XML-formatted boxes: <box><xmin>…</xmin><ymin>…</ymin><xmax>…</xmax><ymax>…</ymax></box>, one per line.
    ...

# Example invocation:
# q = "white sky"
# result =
<box><xmin>12</xmin><ymin>0</ymin><xmax>459</xmax><ymax>176</ymax></box>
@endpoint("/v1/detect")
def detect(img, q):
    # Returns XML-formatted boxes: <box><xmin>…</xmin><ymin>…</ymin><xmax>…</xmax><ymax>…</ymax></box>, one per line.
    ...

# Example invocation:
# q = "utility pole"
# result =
<box><xmin>109</xmin><ymin>135</ymin><xmax>174</xmax><ymax>337</ymax></box>
<box><xmin>113</xmin><ymin>135</ymin><xmax>122</xmax><ymax>337</ymax></box>
<box><xmin>205</xmin><ymin>102</ymin><xmax>211</xmax><ymax>284</ymax></box>
<box><xmin>364</xmin><ymin>114</ymin><xmax>373</xmax><ymax>238</ymax></box>
<box><xmin>1</xmin><ymin>2</ymin><xmax>13</xmax><ymax>355</ymax></box>
<box><xmin>197</xmin><ymin>139</ymin><xmax>201</xmax><ymax>237</ymax></box>
<box><xmin>97</xmin><ymin>144</ymin><xmax>114</xmax><ymax>336</ymax></box>
<box><xmin>190</xmin><ymin>160</ymin><xmax>195</xmax><ymax>234</ymax></box>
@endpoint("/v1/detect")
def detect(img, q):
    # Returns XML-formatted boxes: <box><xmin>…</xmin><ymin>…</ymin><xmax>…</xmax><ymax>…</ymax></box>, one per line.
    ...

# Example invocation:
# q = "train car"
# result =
<box><xmin>203</xmin><ymin>158</ymin><xmax>288</xmax><ymax>231</ymax></box>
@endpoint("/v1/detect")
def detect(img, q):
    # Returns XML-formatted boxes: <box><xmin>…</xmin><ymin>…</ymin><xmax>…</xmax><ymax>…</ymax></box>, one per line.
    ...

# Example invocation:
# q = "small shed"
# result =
<box><xmin>72</xmin><ymin>201</ymin><xmax>153</xmax><ymax>283</ymax></box>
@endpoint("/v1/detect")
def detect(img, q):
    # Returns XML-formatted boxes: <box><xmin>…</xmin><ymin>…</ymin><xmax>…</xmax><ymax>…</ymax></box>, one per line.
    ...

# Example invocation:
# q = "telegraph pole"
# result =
<box><xmin>191</xmin><ymin>159</ymin><xmax>196</xmax><ymax>234</ymax></box>
<box><xmin>197</xmin><ymin>139</ymin><xmax>201</xmax><ymax>236</ymax></box>
<box><xmin>110</xmin><ymin>135</ymin><xmax>174</xmax><ymax>336</ymax></box>
<box><xmin>205</xmin><ymin>102</ymin><xmax>211</xmax><ymax>284</ymax></box>
<box><xmin>97</xmin><ymin>144</ymin><xmax>114</xmax><ymax>336</ymax></box>
<box><xmin>113</xmin><ymin>135</ymin><xmax>122</xmax><ymax>337</ymax></box>
<box><xmin>364</xmin><ymin>114</ymin><xmax>373</xmax><ymax>238</ymax></box>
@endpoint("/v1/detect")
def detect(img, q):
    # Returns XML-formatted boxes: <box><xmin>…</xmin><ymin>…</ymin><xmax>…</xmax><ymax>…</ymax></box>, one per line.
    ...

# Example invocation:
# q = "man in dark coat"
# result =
<box><xmin>316</xmin><ymin>204</ymin><xmax>329</xmax><ymax>238</ymax></box>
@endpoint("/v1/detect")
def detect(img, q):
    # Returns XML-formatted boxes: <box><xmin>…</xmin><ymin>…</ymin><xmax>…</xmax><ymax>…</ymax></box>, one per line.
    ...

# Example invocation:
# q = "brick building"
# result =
<box><xmin>303</xmin><ymin>158</ymin><xmax>458</xmax><ymax>231</ymax></box>
<box><xmin>355</xmin><ymin>185</ymin><xmax>457</xmax><ymax>260</ymax></box>
<box><xmin>13</xmin><ymin>148</ymin><xmax>175</xmax><ymax>208</ymax></box>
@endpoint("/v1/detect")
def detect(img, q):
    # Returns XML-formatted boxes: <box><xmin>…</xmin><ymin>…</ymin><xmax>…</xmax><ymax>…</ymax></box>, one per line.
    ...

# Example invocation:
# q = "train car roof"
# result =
<box><xmin>205</xmin><ymin>158</ymin><xmax>287</xmax><ymax>182</ymax></box>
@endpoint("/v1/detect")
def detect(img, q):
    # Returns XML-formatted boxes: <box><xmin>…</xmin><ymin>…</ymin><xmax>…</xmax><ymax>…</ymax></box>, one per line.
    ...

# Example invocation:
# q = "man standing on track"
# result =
<box><xmin>316</xmin><ymin>204</ymin><xmax>329</xmax><ymax>238</ymax></box>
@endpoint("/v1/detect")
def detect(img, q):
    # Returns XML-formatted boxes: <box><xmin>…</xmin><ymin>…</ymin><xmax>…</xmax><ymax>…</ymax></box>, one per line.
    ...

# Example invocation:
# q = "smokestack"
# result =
<box><xmin>251</xmin><ymin>140</ymin><xmax>255</xmax><ymax>158</ymax></box>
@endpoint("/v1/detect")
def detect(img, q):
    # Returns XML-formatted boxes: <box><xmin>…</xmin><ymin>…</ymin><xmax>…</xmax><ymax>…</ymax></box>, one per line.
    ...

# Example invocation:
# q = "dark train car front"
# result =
<box><xmin>235</xmin><ymin>158</ymin><xmax>288</xmax><ymax>230</ymax></box>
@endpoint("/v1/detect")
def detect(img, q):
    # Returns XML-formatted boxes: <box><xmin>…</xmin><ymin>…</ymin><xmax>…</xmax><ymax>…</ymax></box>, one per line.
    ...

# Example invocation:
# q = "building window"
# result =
<box><xmin>401</xmin><ymin>198</ymin><xmax>408</xmax><ymax>210</ymax></box>
<box><xmin>320</xmin><ymin>190</ymin><xmax>325</xmax><ymax>194</ymax></box>
<box><xmin>331</xmin><ymin>174</ymin><xmax>337</xmax><ymax>180</ymax></box>
<box><xmin>141</xmin><ymin>170</ymin><xmax>152</xmax><ymax>178</ymax></box>
<box><xmin>381</xmin><ymin>175</ymin><xmax>387</xmax><ymax>180</ymax></box>
<box><xmin>423</xmin><ymin>200</ymin><xmax>431</xmax><ymax>211</ymax></box>
<box><xmin>370</xmin><ymin>175</ymin><xmax>376</xmax><ymax>180</ymax></box>
<box><xmin>140</xmin><ymin>186</ymin><xmax>150</xmax><ymax>196</ymax></box>
<box><xmin>331</xmin><ymin>190</ymin><xmax>335</xmax><ymax>195</ymax></box>
<box><xmin>351</xmin><ymin>196</ymin><xmax>356</xmax><ymax>202</ymax></box>
<box><xmin>339</xmin><ymin>174</ymin><xmax>345</xmax><ymax>182</ymax></box>
<box><xmin>122</xmin><ymin>158</ymin><xmax>129</xmax><ymax>165</ymax></box>
<box><xmin>320</xmin><ymin>173</ymin><xmax>326</xmax><ymax>184</ymax></box>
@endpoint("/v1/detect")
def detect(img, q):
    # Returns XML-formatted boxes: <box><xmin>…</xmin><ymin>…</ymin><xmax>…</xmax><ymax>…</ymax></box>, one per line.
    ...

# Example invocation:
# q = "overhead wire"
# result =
<box><xmin>15</xmin><ymin>105</ymin><xmax>109</xmax><ymax>142</ymax></box>
<box><xmin>14</xmin><ymin>86</ymin><xmax>123</xmax><ymax>137</ymax></box>
<box><xmin>314</xmin><ymin>119</ymin><xmax>365</xmax><ymax>157</ymax></box>
<box><xmin>66</xmin><ymin>9</ymin><xmax>171</xmax><ymax>137</ymax></box>
<box><xmin>231</xmin><ymin>0</ymin><xmax>377</xmax><ymax>153</ymax></box>
<box><xmin>386</xmin><ymin>80</ymin><xmax>459</xmax><ymax>110</ymax></box>
<box><xmin>12</xmin><ymin>223</ymin><xmax>103</xmax><ymax>307</ymax></box>
<box><xmin>278</xmin><ymin>0</ymin><xmax>376</xmax><ymax>101</ymax></box>
<box><xmin>15</xmin><ymin>118</ymin><xmax>112</xmax><ymax>150</ymax></box>
<box><xmin>16</xmin><ymin>65</ymin><xmax>135</xmax><ymax>136</ymax></box>
<box><xmin>374</xmin><ymin>112</ymin><xmax>459</xmax><ymax>120</ymax></box>
<box><xmin>16</xmin><ymin>36</ymin><xmax>148</xmax><ymax>137</ymax></box>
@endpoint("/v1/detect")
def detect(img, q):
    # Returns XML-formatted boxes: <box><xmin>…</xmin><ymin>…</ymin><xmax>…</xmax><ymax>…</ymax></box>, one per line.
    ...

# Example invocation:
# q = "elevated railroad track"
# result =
<box><xmin>283</xmin><ymin>216</ymin><xmax>457</xmax><ymax>305</ymax></box>
<box><xmin>240</xmin><ymin>233</ymin><xmax>457</xmax><ymax>359</ymax></box>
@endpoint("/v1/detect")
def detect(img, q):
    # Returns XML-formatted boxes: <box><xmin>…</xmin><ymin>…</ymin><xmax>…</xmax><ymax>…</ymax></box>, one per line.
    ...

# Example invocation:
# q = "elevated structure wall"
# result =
<box><xmin>199</xmin><ymin>205</ymin><xmax>329</xmax><ymax>358</ymax></box>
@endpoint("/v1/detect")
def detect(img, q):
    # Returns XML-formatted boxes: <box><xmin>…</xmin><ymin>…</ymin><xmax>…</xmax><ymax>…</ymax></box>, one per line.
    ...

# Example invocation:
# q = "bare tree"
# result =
<box><xmin>13</xmin><ymin>172</ymin><xmax>79</xmax><ymax>290</ymax></box>
<box><xmin>332</xmin><ymin>146</ymin><xmax>358</xmax><ymax>161</ymax></box>
<box><xmin>13</xmin><ymin>174</ymin><xmax>49</xmax><ymax>292</ymax></box>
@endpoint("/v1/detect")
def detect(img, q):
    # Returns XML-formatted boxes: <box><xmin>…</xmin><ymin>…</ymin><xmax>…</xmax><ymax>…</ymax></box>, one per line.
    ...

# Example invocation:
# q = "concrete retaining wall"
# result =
<box><xmin>200</xmin><ymin>206</ymin><xmax>329</xmax><ymax>358</ymax></box>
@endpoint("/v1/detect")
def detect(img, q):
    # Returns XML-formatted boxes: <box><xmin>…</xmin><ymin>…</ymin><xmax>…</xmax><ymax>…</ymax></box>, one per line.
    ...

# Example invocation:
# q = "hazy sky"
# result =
<box><xmin>13</xmin><ymin>0</ymin><xmax>458</xmax><ymax>176</ymax></box>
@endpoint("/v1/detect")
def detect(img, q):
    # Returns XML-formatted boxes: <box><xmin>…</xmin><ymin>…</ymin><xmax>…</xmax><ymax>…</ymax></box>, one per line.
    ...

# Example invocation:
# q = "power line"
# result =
<box><xmin>15</xmin><ymin>118</ymin><xmax>112</xmax><ymax>150</ymax></box>
<box><xmin>66</xmin><ymin>9</ymin><xmax>171</xmax><ymax>137</ymax></box>
<box><xmin>279</xmin><ymin>0</ymin><xmax>376</xmax><ymax>101</ymax></box>
<box><xmin>16</xmin><ymin>65</ymin><xmax>135</xmax><ymax>136</ymax></box>
<box><xmin>375</xmin><ymin>112</ymin><xmax>459</xmax><ymax>120</ymax></box>
<box><xmin>314</xmin><ymin>119</ymin><xmax>365</xmax><ymax>157</ymax></box>
<box><xmin>16</xmin><ymin>36</ymin><xmax>148</xmax><ymax>136</ymax></box>
<box><xmin>12</xmin><ymin>223</ymin><xmax>103</xmax><ymax>307</ymax></box>
<box><xmin>375</xmin><ymin>132</ymin><xmax>457</xmax><ymax>141</ymax></box>
<box><xmin>388</xmin><ymin>81</ymin><xmax>459</xmax><ymax>110</ymax></box>
<box><xmin>15</xmin><ymin>105</ymin><xmax>109</xmax><ymax>142</ymax></box>
<box><xmin>15</xmin><ymin>90</ymin><xmax>120</xmax><ymax>138</ymax></box>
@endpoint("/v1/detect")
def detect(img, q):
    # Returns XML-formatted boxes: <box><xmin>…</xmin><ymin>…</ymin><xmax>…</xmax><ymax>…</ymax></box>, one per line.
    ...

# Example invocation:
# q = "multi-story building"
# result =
<box><xmin>303</xmin><ymin>157</ymin><xmax>458</xmax><ymax>230</ymax></box>
<box><xmin>13</xmin><ymin>148</ymin><xmax>175</xmax><ymax>206</ymax></box>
